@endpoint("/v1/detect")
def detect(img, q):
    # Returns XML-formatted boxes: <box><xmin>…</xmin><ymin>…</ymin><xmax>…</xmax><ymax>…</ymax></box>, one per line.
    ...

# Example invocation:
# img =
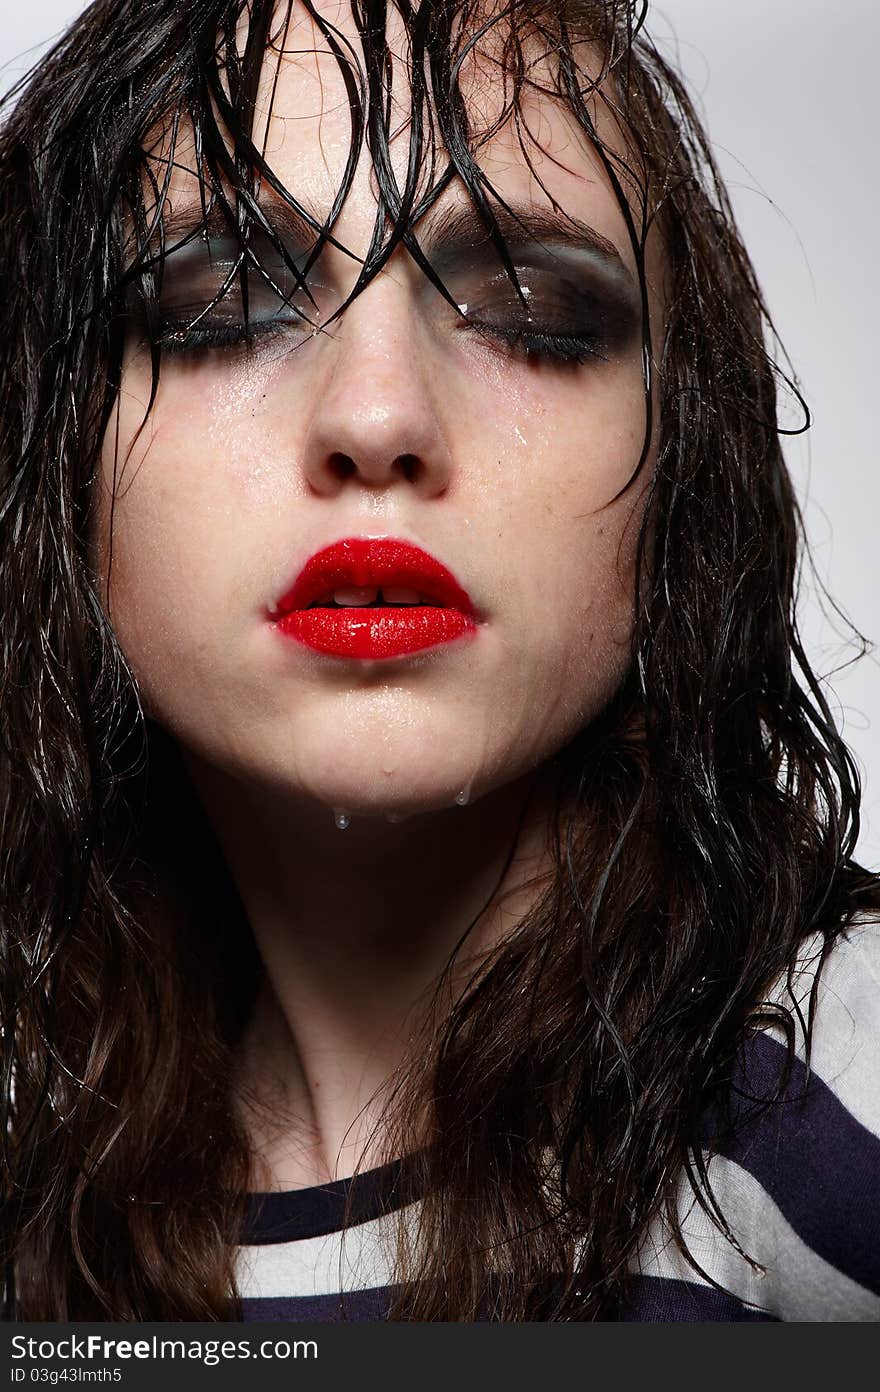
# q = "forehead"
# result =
<box><xmin>152</xmin><ymin>0</ymin><xmax>657</xmax><ymax>286</ymax></box>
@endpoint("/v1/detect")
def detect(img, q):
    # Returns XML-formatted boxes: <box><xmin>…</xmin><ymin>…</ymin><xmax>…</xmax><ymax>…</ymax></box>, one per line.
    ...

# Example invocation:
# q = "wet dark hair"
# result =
<box><xmin>2</xmin><ymin>0</ymin><xmax>878</xmax><ymax>1320</ymax></box>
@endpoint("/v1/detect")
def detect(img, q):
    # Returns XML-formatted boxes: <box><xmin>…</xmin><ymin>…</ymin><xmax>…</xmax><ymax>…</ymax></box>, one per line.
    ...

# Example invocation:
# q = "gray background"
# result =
<box><xmin>3</xmin><ymin>0</ymin><xmax>878</xmax><ymax>867</ymax></box>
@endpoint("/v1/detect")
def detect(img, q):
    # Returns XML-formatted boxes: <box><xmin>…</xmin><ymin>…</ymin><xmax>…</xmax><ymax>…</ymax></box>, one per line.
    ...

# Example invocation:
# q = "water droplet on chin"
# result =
<box><xmin>333</xmin><ymin>809</ymin><xmax>351</xmax><ymax>830</ymax></box>
<box><xmin>454</xmin><ymin>786</ymin><xmax>471</xmax><ymax>807</ymax></box>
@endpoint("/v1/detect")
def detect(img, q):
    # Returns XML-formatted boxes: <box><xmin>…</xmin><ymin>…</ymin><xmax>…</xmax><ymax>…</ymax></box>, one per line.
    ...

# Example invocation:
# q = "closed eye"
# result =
<box><xmin>449</xmin><ymin>262</ymin><xmax>639</xmax><ymax>368</ymax></box>
<box><xmin>462</xmin><ymin>318</ymin><xmax>610</xmax><ymax>366</ymax></box>
<box><xmin>130</xmin><ymin>234</ymin><xmax>331</xmax><ymax>356</ymax></box>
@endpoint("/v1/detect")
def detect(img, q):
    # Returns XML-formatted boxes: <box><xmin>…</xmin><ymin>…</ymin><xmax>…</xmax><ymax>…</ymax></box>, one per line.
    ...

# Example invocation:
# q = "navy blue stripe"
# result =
<box><xmin>239</xmin><ymin>1286</ymin><xmax>399</xmax><ymax>1322</ymax></box>
<box><xmin>617</xmin><ymin>1274</ymin><xmax>777</xmax><ymax>1323</ymax></box>
<box><xmin>708</xmin><ymin>1030</ymin><xmax>880</xmax><ymax>1296</ymax></box>
<box><xmin>243</xmin><ymin>1154</ymin><xmax>421</xmax><ymax>1245</ymax></box>
<box><xmin>238</xmin><ymin>1275</ymin><xmax>778</xmax><ymax>1323</ymax></box>
<box><xmin>237</xmin><ymin>1280</ymin><xmax>505</xmax><ymax>1322</ymax></box>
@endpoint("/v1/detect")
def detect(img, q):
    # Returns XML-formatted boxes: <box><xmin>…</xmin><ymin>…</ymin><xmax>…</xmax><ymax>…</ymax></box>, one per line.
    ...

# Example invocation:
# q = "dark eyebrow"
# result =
<box><xmin>154</xmin><ymin>194</ymin><xmax>631</xmax><ymax>282</ymax></box>
<box><xmin>158</xmin><ymin>194</ymin><xmax>626</xmax><ymax>260</ymax></box>
<box><xmin>155</xmin><ymin>195</ymin><xmax>334</xmax><ymax>257</ymax></box>
<box><xmin>415</xmin><ymin>199</ymin><xmax>629</xmax><ymax>273</ymax></box>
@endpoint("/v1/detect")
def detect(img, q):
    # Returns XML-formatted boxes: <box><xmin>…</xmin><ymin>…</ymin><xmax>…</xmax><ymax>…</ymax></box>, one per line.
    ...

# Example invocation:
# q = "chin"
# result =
<box><xmin>290</xmin><ymin>751</ymin><xmax>483</xmax><ymax>821</ymax></box>
<box><xmin>264</xmin><ymin>693</ymin><xmax>502</xmax><ymax>818</ymax></box>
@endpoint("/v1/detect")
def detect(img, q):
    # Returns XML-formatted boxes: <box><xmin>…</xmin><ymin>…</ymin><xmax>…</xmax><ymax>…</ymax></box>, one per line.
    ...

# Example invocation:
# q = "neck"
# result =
<box><xmin>182</xmin><ymin>755</ymin><xmax>561</xmax><ymax>1188</ymax></box>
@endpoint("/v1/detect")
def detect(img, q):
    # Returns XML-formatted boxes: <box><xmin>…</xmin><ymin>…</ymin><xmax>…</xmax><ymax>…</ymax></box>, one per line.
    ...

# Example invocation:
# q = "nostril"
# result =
<box><xmin>322</xmin><ymin>452</ymin><xmax>425</xmax><ymax>486</ymax></box>
<box><xmin>328</xmin><ymin>453</ymin><xmax>356</xmax><ymax>481</ymax></box>
<box><xmin>398</xmin><ymin>454</ymin><xmax>420</xmax><ymax>484</ymax></box>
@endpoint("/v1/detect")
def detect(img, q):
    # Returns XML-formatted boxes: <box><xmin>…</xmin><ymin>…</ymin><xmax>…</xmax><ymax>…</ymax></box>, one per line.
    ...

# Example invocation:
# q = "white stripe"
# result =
<box><xmin>236</xmin><ymin>1202</ymin><xmax>416</xmax><ymax>1300</ymax></box>
<box><xmin>636</xmin><ymin>1155</ymin><xmax>880</xmax><ymax>1321</ymax></box>
<box><xmin>791</xmin><ymin>919</ymin><xmax>880</xmax><ymax>1141</ymax></box>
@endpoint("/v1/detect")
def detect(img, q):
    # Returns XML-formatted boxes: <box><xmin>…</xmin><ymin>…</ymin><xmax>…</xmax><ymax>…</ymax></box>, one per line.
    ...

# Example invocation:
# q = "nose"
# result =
<box><xmin>299</xmin><ymin>277</ymin><xmax>454</xmax><ymax>500</ymax></box>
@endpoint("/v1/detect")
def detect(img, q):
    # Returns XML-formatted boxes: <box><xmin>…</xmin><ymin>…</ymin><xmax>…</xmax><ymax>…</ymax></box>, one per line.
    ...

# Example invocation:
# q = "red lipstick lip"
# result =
<box><xmin>272</xmin><ymin>537</ymin><xmax>475</xmax><ymax>616</ymax></box>
<box><xmin>268</xmin><ymin>537</ymin><xmax>479</xmax><ymax>661</ymax></box>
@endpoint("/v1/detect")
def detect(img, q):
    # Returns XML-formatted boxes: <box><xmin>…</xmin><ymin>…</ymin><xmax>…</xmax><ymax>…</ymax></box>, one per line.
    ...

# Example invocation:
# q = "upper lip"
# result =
<box><xmin>270</xmin><ymin>537</ymin><xmax>475</xmax><ymax>615</ymax></box>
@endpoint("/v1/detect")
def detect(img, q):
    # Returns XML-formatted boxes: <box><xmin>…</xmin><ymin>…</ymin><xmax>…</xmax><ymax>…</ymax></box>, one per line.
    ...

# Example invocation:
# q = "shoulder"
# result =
<box><xmin>804</xmin><ymin>913</ymin><xmax>880</xmax><ymax>1068</ymax></box>
<box><xmin>761</xmin><ymin>912</ymin><xmax>880</xmax><ymax>1135</ymax></box>
<box><xmin>631</xmin><ymin>916</ymin><xmax>880</xmax><ymax>1321</ymax></box>
<box><xmin>717</xmin><ymin>916</ymin><xmax>880</xmax><ymax>1318</ymax></box>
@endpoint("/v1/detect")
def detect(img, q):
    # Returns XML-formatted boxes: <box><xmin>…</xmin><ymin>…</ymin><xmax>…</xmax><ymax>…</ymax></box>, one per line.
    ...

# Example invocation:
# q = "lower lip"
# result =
<box><xmin>275</xmin><ymin>606</ymin><xmax>477</xmax><ymax>659</ymax></box>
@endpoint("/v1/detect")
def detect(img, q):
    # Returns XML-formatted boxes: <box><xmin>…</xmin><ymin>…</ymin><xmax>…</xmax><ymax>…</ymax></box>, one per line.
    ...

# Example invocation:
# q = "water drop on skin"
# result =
<box><xmin>333</xmin><ymin>809</ymin><xmax>351</xmax><ymax>831</ymax></box>
<box><xmin>454</xmin><ymin>786</ymin><xmax>471</xmax><ymax>807</ymax></box>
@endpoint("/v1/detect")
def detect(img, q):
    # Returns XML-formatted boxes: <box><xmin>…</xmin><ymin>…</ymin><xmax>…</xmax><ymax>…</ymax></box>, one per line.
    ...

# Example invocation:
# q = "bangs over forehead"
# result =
<box><xmin>137</xmin><ymin>0</ymin><xmax>653</xmax><ymax>241</ymax></box>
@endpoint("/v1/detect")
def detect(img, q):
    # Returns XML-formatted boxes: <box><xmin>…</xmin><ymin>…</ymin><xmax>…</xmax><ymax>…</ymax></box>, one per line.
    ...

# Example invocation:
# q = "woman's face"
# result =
<box><xmin>93</xmin><ymin>5</ymin><xmax>663</xmax><ymax>821</ymax></box>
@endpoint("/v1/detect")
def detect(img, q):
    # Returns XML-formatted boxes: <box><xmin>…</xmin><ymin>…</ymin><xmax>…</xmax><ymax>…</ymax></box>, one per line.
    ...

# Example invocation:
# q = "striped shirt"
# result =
<box><xmin>235</xmin><ymin>918</ymin><xmax>880</xmax><ymax>1321</ymax></box>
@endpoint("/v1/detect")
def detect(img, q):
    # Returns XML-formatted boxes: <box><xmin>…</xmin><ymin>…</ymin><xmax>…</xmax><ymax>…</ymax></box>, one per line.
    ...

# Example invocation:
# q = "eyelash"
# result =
<box><xmin>479</xmin><ymin>326</ymin><xmax>607</xmax><ymax>366</ymax></box>
<box><xmin>153</xmin><ymin>313</ymin><xmax>606</xmax><ymax>366</ymax></box>
<box><xmin>156</xmin><ymin>319</ymin><xmax>292</xmax><ymax>354</ymax></box>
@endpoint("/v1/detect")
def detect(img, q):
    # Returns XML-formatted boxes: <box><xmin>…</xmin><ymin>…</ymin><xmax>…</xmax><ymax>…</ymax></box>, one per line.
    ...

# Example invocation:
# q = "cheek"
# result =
<box><xmin>92</xmin><ymin>376</ymin><xmax>247</xmax><ymax>714</ymax></box>
<box><xmin>482</xmin><ymin>510</ymin><xmax>640</xmax><ymax>778</ymax></box>
<box><xmin>549</xmin><ymin>405</ymin><xmax>648</xmax><ymax>718</ymax></box>
<box><xmin>443</xmin><ymin>365</ymin><xmax>646</xmax><ymax>782</ymax></box>
<box><xmin>478</xmin><ymin>363</ymin><xmax>646</xmax><ymax>643</ymax></box>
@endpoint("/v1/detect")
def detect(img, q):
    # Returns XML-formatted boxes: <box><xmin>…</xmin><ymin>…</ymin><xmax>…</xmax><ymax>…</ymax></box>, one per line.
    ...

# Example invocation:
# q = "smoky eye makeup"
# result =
<box><xmin>436</xmin><ymin>245</ymin><xmax>642</xmax><ymax>367</ymax></box>
<box><xmin>128</xmin><ymin>233</ymin><xmax>333</xmax><ymax>355</ymax></box>
<box><xmin>126</xmin><ymin>219</ymin><xmax>641</xmax><ymax>369</ymax></box>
